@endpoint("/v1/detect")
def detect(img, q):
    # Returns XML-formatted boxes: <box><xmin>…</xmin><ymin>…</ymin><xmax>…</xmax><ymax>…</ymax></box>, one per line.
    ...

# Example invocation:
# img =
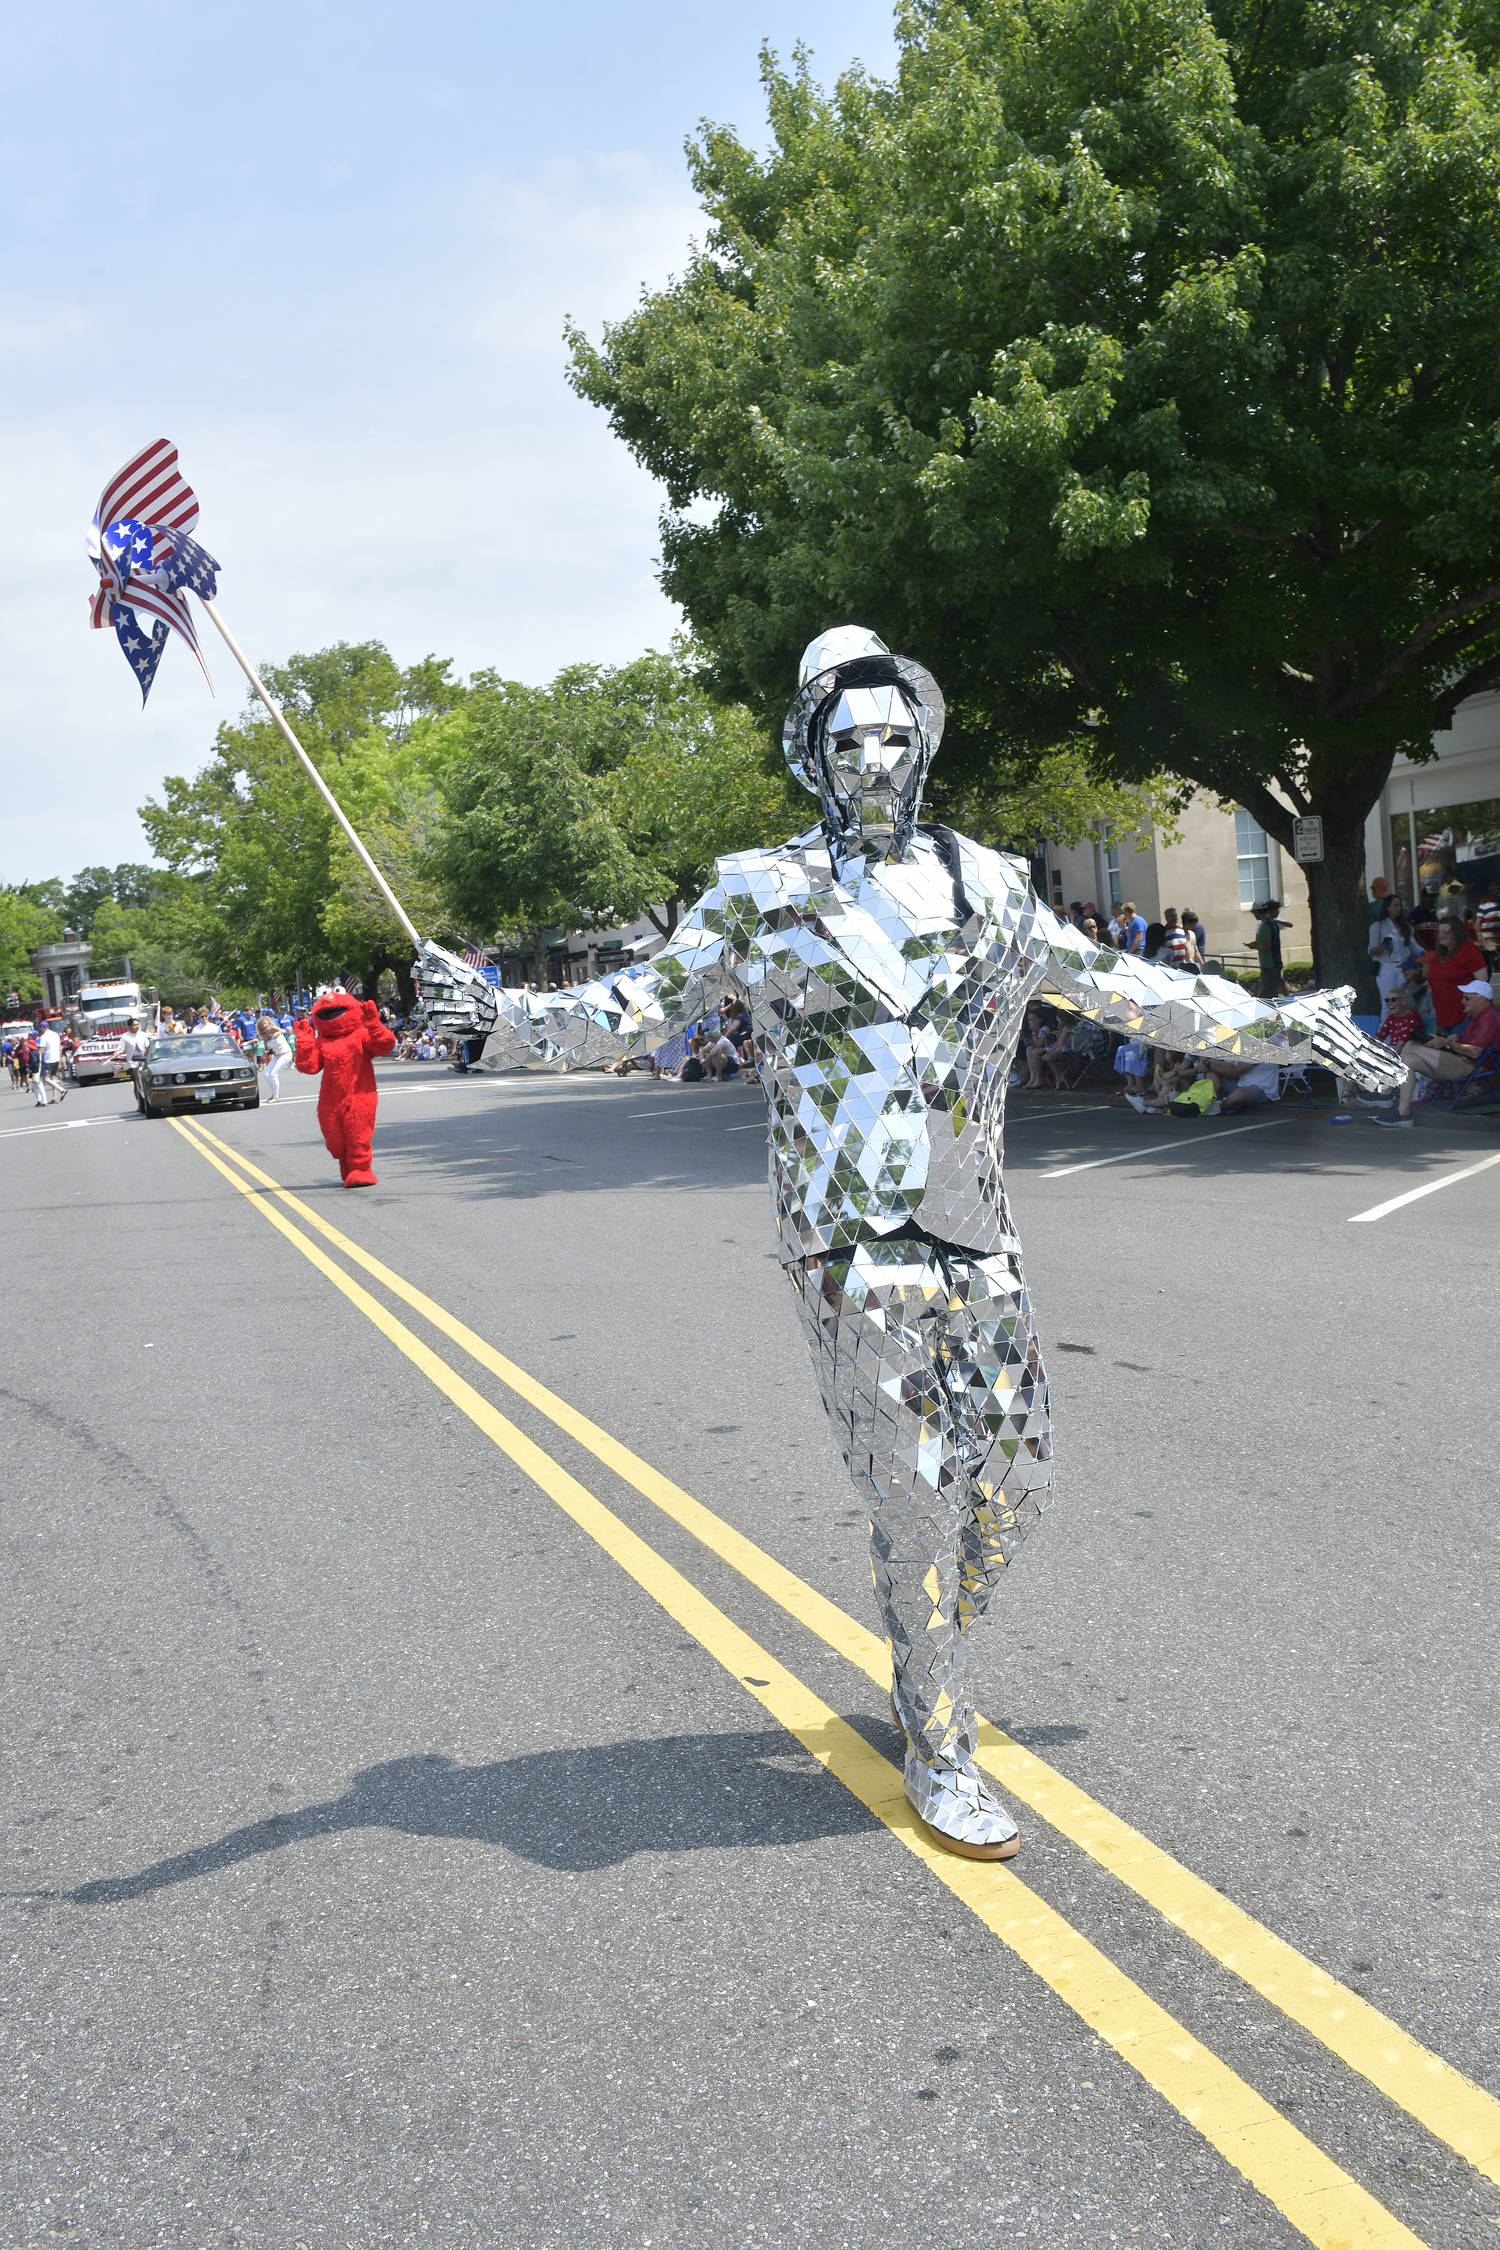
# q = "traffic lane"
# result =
<box><xmin>104</xmin><ymin>1115</ymin><xmax>1492</xmax><ymax>2250</ymax></box>
<box><xmin>1</xmin><ymin>1109</ymin><xmax>1285</xmax><ymax>2249</ymax></box>
<box><xmin>1002</xmin><ymin>1129</ymin><xmax>1498</xmax><ymax>2104</ymax></box>
<box><xmin>171</xmin><ymin>1119</ymin><xmax>1500</xmax><ymax>2247</ymax></box>
<box><xmin>188</xmin><ymin>1081</ymin><xmax>1500</xmax><ymax>2195</ymax></box>
<box><xmin>198</xmin><ymin>1072</ymin><xmax>1499</xmax><ymax>2010</ymax></box>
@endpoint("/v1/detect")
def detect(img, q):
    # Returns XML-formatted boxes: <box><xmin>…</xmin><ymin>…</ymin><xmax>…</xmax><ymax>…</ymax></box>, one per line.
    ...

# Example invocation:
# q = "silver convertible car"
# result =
<box><xmin>135</xmin><ymin>1031</ymin><xmax>259</xmax><ymax>1118</ymax></box>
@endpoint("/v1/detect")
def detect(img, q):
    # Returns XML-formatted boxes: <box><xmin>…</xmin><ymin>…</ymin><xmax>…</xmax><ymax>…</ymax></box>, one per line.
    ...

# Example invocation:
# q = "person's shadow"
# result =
<box><xmin>58</xmin><ymin>1727</ymin><xmax>883</xmax><ymax>1904</ymax></box>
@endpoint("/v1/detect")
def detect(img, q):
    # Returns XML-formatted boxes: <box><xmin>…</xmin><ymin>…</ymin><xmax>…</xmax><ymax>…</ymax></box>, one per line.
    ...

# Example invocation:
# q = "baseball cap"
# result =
<box><xmin>1459</xmin><ymin>979</ymin><xmax>1493</xmax><ymax>998</ymax></box>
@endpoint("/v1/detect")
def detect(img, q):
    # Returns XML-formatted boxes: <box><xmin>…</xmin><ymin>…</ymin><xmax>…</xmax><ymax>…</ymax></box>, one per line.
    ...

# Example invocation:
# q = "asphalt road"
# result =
<box><xmin>2</xmin><ymin>1063</ymin><xmax>1496</xmax><ymax>2250</ymax></box>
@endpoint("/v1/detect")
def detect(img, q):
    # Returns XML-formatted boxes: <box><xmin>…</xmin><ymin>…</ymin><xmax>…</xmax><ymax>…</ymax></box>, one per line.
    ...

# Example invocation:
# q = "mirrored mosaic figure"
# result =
<box><xmin>417</xmin><ymin>629</ymin><xmax>1403</xmax><ymax>1860</ymax></box>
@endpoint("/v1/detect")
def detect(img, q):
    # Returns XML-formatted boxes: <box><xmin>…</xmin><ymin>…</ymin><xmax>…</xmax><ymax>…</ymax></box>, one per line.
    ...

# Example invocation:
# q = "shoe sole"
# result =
<box><xmin>916</xmin><ymin>1817</ymin><xmax>1020</xmax><ymax>1862</ymax></box>
<box><xmin>891</xmin><ymin>1690</ymin><xmax>1021</xmax><ymax>1860</ymax></box>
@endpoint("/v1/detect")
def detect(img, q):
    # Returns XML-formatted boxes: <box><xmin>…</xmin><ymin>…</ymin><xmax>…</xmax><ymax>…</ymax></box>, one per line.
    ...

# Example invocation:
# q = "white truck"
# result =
<box><xmin>69</xmin><ymin>979</ymin><xmax>155</xmax><ymax>1084</ymax></box>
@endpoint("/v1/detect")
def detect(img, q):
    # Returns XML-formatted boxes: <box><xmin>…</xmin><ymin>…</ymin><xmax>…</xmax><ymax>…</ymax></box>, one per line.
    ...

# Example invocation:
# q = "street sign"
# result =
<box><xmin>1292</xmin><ymin>816</ymin><xmax>1324</xmax><ymax>865</ymax></box>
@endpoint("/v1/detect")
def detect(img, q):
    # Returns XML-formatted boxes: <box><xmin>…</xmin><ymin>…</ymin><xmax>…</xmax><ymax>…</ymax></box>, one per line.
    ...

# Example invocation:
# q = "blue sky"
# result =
<box><xmin>1</xmin><ymin>0</ymin><xmax>897</xmax><ymax>882</ymax></box>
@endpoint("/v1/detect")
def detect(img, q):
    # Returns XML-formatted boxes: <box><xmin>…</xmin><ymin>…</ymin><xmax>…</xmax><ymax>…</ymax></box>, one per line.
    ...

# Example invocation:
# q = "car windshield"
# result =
<box><xmin>150</xmin><ymin>1035</ymin><xmax>240</xmax><ymax>1059</ymax></box>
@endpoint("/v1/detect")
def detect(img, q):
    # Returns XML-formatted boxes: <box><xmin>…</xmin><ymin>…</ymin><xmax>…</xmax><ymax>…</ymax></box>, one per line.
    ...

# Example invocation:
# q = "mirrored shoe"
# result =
<box><xmin>903</xmin><ymin>1748</ymin><xmax>1019</xmax><ymax>1861</ymax></box>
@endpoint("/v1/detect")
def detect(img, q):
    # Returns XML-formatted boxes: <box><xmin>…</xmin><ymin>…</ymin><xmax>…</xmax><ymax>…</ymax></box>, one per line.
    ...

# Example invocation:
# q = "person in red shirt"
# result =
<box><xmin>1372</xmin><ymin>979</ymin><xmax>1500</xmax><ymax>1122</ymax></box>
<box><xmin>1419</xmin><ymin>914</ymin><xmax>1488</xmax><ymax>1030</ymax></box>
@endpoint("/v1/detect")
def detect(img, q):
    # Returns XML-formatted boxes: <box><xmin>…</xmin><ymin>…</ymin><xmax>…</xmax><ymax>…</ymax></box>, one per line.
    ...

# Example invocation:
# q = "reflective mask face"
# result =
<box><xmin>815</xmin><ymin>682</ymin><xmax>929</xmax><ymax>854</ymax></box>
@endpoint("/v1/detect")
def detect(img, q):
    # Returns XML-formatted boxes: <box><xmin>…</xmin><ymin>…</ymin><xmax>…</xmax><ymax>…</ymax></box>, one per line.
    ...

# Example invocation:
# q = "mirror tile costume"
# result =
<box><xmin>417</xmin><ymin>628</ymin><xmax>1402</xmax><ymax>1859</ymax></box>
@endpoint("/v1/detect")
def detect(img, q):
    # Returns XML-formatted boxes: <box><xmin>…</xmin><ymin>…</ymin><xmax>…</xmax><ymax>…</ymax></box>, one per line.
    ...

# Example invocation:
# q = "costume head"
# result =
<box><xmin>783</xmin><ymin>625</ymin><xmax>946</xmax><ymax>859</ymax></box>
<box><xmin>311</xmin><ymin>987</ymin><xmax>361</xmax><ymax>1040</ymax></box>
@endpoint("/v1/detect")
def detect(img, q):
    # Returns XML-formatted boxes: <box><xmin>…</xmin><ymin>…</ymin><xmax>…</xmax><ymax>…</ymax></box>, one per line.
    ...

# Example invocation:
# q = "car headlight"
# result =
<box><xmin>238</xmin><ymin>1066</ymin><xmax>254</xmax><ymax>1079</ymax></box>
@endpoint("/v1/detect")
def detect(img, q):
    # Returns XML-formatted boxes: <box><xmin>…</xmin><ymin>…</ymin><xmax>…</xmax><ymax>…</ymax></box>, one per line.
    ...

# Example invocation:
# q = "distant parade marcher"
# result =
<box><xmin>34</xmin><ymin>1019</ymin><xmax>66</xmax><ymax>1106</ymax></box>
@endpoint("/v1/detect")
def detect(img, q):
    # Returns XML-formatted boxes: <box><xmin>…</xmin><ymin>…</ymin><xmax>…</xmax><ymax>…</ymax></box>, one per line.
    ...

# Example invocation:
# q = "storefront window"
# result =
<box><xmin>1390</xmin><ymin>797</ymin><xmax>1500</xmax><ymax>913</ymax></box>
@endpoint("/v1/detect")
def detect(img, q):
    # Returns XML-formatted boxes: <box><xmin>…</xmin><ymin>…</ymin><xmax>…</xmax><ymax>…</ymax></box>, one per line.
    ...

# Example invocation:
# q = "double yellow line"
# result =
<box><xmin>171</xmin><ymin>1116</ymin><xmax>1500</xmax><ymax>2249</ymax></box>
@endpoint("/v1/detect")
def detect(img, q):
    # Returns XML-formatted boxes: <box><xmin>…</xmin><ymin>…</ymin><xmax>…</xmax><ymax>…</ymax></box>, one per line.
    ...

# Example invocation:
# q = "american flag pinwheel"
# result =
<box><xmin>87</xmin><ymin>439</ymin><xmax>220</xmax><ymax>703</ymax></box>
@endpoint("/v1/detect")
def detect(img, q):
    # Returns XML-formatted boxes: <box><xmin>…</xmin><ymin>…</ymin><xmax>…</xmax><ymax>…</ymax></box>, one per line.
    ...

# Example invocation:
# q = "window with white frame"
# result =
<box><xmin>1234</xmin><ymin>809</ymin><xmax>1272</xmax><ymax>907</ymax></box>
<box><xmin>1104</xmin><ymin>836</ymin><xmax>1121</xmax><ymax>910</ymax></box>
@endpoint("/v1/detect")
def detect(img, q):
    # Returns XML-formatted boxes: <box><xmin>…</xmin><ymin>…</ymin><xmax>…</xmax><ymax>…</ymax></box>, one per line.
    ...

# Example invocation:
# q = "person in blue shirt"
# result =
<box><xmin>1123</xmin><ymin>902</ymin><xmax>1148</xmax><ymax>954</ymax></box>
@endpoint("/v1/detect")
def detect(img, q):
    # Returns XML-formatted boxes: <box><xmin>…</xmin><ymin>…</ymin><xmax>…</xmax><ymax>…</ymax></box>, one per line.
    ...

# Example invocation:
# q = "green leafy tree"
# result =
<box><xmin>0</xmin><ymin>889</ymin><xmax>61</xmax><ymax>1003</ymax></box>
<box><xmin>61</xmin><ymin>868</ymin><xmax>117</xmax><ymax>934</ymax></box>
<box><xmin>431</xmin><ymin>648</ymin><xmax>795</xmax><ymax>966</ymax></box>
<box><xmin>570</xmin><ymin>0</ymin><xmax>1500</xmax><ymax>996</ymax></box>
<box><xmin>141</xmin><ymin>644</ymin><xmax>467</xmax><ymax>1003</ymax></box>
<box><xmin>13</xmin><ymin>878</ymin><xmax>67</xmax><ymax>920</ymax></box>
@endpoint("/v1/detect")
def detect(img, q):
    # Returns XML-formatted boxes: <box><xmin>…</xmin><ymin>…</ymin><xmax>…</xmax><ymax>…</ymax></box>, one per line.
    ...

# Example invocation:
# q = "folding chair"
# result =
<box><xmin>1277</xmin><ymin>1063</ymin><xmax>1314</xmax><ymax>1101</ymax></box>
<box><xmin>1441</xmin><ymin>1043</ymin><xmax>1500</xmax><ymax>1110</ymax></box>
<box><xmin>1050</xmin><ymin>1026</ymin><xmax>1102</xmax><ymax>1091</ymax></box>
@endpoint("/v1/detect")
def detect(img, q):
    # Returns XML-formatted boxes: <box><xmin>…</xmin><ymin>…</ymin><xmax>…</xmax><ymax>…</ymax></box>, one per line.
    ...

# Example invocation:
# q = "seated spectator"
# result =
<box><xmin>678</xmin><ymin>1036</ymin><xmax>708</xmax><ymax>1083</ymax></box>
<box><xmin>704</xmin><ymin>1033</ymin><xmax>741</xmax><ymax>1081</ymax></box>
<box><xmin>1377</xmin><ymin>984</ymin><xmax>1423</xmax><ymax>1053</ymax></box>
<box><xmin>1209</xmin><ymin>1037</ymin><xmax>1286</xmax><ymax>1113</ymax></box>
<box><xmin>1113</xmin><ymin>1036</ymin><xmax>1152</xmax><ymax>1097</ymax></box>
<box><xmin>1022</xmin><ymin>1007</ymin><xmax>1068</xmax><ymax>1089</ymax></box>
<box><xmin>1372</xmin><ymin>978</ymin><xmax>1500</xmax><ymax>1124</ymax></box>
<box><xmin>1127</xmin><ymin>1053</ymin><xmax>1198</xmax><ymax>1113</ymax></box>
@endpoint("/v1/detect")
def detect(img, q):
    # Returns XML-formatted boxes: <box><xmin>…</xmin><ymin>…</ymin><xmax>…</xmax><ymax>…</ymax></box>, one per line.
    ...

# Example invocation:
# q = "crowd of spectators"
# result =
<box><xmin>606</xmin><ymin>995</ymin><xmax>756</xmax><ymax>1083</ymax></box>
<box><xmin>1020</xmin><ymin>878</ymin><xmax>1500</xmax><ymax>1118</ymax></box>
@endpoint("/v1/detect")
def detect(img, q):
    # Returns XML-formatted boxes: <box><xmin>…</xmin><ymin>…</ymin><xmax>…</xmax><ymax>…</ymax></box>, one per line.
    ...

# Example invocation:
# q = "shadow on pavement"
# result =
<box><xmin>53</xmin><ymin>1729</ymin><xmax>883</xmax><ymax>1902</ymax></box>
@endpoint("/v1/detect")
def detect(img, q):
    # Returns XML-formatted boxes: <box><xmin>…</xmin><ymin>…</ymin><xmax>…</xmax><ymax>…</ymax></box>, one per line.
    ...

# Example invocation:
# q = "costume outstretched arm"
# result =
<box><xmin>414</xmin><ymin>887</ymin><xmax>734</xmax><ymax>1074</ymax></box>
<box><xmin>1030</xmin><ymin>906</ymin><xmax>1404</xmax><ymax>1092</ymax></box>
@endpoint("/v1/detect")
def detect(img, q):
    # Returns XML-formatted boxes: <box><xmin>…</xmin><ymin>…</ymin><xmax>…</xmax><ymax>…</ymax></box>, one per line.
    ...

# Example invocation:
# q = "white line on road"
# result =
<box><xmin>629</xmin><ymin>1099</ymin><xmax>757</xmax><ymax>1118</ymax></box>
<box><xmin>0</xmin><ymin>1113</ymin><xmax>124</xmax><ymax>1142</ymax></box>
<box><xmin>1040</xmin><ymin>1116</ymin><xmax>1290</xmax><ymax>1179</ymax></box>
<box><xmin>1349</xmin><ymin>1147</ymin><xmax>1500</xmax><ymax>1223</ymax></box>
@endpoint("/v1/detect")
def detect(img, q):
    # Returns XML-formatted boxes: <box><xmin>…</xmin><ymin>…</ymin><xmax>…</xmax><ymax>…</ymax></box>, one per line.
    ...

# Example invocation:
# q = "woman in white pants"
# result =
<box><xmin>258</xmin><ymin>1015</ymin><xmax>291</xmax><ymax>1103</ymax></box>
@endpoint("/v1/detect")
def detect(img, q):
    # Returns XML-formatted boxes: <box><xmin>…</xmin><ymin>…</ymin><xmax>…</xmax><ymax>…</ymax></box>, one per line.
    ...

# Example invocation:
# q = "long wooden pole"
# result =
<box><xmin>200</xmin><ymin>597</ymin><xmax>422</xmax><ymax>952</ymax></box>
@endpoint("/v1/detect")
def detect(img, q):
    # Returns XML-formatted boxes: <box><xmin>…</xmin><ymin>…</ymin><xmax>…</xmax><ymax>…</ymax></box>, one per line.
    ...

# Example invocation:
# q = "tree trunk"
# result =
<box><xmin>1237</xmin><ymin>774</ymin><xmax>1383</xmax><ymax>1012</ymax></box>
<box><xmin>1297</xmin><ymin>819</ymin><xmax>1378</xmax><ymax>1008</ymax></box>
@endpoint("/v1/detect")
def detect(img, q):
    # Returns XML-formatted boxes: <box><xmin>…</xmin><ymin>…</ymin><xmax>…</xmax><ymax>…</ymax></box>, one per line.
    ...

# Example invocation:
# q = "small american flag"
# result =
<box><xmin>462</xmin><ymin>944</ymin><xmax>492</xmax><ymax>968</ymax></box>
<box><xmin>88</xmin><ymin>439</ymin><xmax>220</xmax><ymax>703</ymax></box>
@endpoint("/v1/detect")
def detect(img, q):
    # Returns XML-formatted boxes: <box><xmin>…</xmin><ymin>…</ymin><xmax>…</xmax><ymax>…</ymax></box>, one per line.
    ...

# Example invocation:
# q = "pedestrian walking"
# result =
<box><xmin>259</xmin><ymin>1013</ymin><xmax>291</xmax><ymax>1102</ymax></box>
<box><xmin>34</xmin><ymin>1019</ymin><xmax>66</xmax><ymax>1105</ymax></box>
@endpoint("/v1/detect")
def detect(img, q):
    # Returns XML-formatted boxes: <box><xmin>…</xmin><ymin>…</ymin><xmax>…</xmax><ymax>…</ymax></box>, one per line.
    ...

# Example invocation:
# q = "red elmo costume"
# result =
<box><xmin>294</xmin><ymin>991</ymin><xmax>397</xmax><ymax>1186</ymax></box>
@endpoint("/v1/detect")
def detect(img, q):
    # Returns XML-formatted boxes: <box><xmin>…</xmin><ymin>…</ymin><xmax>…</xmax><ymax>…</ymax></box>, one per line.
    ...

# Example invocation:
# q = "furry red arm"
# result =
<box><xmin>293</xmin><ymin>1020</ymin><xmax>322</xmax><ymax>1075</ymax></box>
<box><xmin>360</xmin><ymin>999</ymin><xmax>398</xmax><ymax>1057</ymax></box>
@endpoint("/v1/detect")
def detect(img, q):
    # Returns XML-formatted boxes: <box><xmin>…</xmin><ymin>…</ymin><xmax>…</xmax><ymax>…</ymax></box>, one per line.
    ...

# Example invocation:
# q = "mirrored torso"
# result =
<box><xmin>657</xmin><ymin>826</ymin><xmax>1049</xmax><ymax>1263</ymax></box>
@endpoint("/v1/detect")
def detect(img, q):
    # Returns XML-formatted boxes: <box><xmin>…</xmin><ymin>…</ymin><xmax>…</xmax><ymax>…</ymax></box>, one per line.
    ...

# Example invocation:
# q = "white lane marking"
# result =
<box><xmin>629</xmin><ymin>1099</ymin><xmax>757</xmax><ymax>1118</ymax></box>
<box><xmin>726</xmin><ymin>1122</ymin><xmax>766</xmax><ymax>1133</ymax></box>
<box><xmin>1349</xmin><ymin>1147</ymin><xmax>1500</xmax><ymax>1223</ymax></box>
<box><xmin>0</xmin><ymin>1114</ymin><xmax>126</xmax><ymax>1142</ymax></box>
<box><xmin>1040</xmin><ymin>1116</ymin><xmax>1290</xmax><ymax>1178</ymax></box>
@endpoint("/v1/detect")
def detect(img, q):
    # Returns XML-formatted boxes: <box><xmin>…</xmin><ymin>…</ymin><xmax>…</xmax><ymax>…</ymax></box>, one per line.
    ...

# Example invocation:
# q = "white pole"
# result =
<box><xmin>200</xmin><ymin>597</ymin><xmax>423</xmax><ymax>952</ymax></box>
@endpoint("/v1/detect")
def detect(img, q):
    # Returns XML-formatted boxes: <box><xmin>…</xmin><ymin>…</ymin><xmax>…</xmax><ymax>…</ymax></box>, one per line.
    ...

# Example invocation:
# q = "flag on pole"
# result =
<box><xmin>87</xmin><ymin>439</ymin><xmax>220</xmax><ymax>703</ymax></box>
<box><xmin>462</xmin><ymin>944</ymin><xmax>492</xmax><ymax>968</ymax></box>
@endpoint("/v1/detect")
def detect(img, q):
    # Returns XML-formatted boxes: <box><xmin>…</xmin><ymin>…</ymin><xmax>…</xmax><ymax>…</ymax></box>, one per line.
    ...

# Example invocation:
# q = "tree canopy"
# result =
<box><xmin>569</xmin><ymin>0</ymin><xmax>1500</xmax><ymax>990</ymax></box>
<box><xmin>0</xmin><ymin>890</ymin><xmax>61</xmax><ymax>1004</ymax></box>
<box><xmin>431</xmin><ymin>645</ymin><xmax>797</xmax><ymax>948</ymax></box>
<box><xmin>140</xmin><ymin>642</ymin><xmax>469</xmax><ymax>1003</ymax></box>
